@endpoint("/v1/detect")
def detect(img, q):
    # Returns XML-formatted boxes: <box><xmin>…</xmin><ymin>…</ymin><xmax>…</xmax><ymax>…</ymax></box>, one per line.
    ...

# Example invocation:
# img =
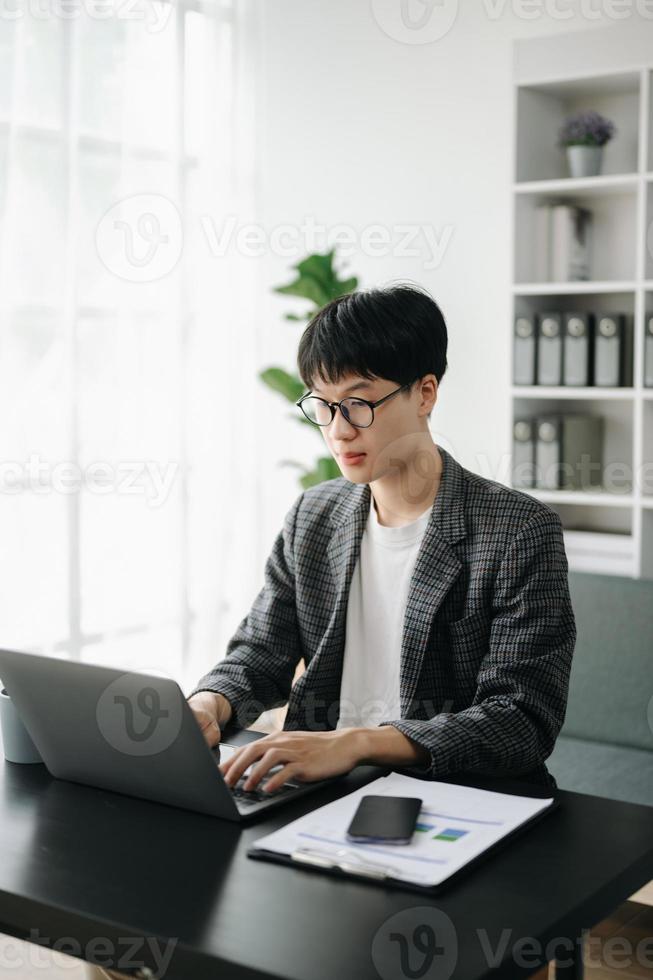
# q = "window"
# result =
<box><xmin>0</xmin><ymin>0</ymin><xmax>261</xmax><ymax>692</ymax></box>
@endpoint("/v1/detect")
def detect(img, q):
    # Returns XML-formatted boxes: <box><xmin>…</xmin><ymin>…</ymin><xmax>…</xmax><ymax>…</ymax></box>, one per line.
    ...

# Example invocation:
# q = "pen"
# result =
<box><xmin>291</xmin><ymin>846</ymin><xmax>402</xmax><ymax>879</ymax></box>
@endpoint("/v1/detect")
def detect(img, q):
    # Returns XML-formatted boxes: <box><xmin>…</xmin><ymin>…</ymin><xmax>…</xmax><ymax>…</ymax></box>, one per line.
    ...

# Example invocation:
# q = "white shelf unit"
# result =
<box><xmin>511</xmin><ymin>25</ymin><xmax>653</xmax><ymax>579</ymax></box>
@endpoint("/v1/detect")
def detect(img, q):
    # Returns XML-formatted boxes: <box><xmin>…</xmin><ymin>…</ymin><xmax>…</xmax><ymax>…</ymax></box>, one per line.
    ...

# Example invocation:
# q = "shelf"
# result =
<box><xmin>511</xmin><ymin>46</ymin><xmax>653</xmax><ymax>577</ymax></box>
<box><xmin>515</xmin><ymin>69</ymin><xmax>640</xmax><ymax>183</ymax></box>
<box><xmin>562</xmin><ymin>529</ymin><xmax>635</xmax><ymax>576</ymax></box>
<box><xmin>514</xmin><ymin>173</ymin><xmax>639</xmax><ymax>196</ymax></box>
<box><xmin>511</xmin><ymin>386</ymin><xmax>634</xmax><ymax>400</ymax></box>
<box><xmin>513</xmin><ymin>282</ymin><xmax>638</xmax><ymax>295</ymax></box>
<box><xmin>514</xmin><ymin>487</ymin><xmax>634</xmax><ymax>507</ymax></box>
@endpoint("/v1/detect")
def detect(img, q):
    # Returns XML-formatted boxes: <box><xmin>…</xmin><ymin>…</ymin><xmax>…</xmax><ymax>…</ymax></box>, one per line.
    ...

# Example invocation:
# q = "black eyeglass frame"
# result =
<box><xmin>295</xmin><ymin>379</ymin><xmax>419</xmax><ymax>428</ymax></box>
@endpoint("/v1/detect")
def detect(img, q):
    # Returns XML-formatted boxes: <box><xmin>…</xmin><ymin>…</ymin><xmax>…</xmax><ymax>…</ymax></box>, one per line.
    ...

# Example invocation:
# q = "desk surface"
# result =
<box><xmin>0</xmin><ymin>744</ymin><xmax>651</xmax><ymax>980</ymax></box>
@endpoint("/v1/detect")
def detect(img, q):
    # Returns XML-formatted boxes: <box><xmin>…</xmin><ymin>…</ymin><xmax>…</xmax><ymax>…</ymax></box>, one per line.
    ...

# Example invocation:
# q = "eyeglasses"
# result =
<box><xmin>296</xmin><ymin>381</ymin><xmax>417</xmax><ymax>429</ymax></box>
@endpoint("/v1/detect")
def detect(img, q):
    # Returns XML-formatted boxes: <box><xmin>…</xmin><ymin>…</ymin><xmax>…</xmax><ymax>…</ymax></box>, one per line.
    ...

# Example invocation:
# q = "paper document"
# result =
<box><xmin>250</xmin><ymin>772</ymin><xmax>554</xmax><ymax>887</ymax></box>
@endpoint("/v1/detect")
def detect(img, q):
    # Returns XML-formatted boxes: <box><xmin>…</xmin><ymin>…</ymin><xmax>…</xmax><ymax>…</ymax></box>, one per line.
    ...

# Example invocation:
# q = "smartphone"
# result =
<box><xmin>346</xmin><ymin>795</ymin><xmax>422</xmax><ymax>845</ymax></box>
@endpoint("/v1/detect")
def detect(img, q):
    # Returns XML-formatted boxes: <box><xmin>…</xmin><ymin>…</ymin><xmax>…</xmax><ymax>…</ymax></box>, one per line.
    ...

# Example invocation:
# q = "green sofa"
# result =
<box><xmin>546</xmin><ymin>571</ymin><xmax>653</xmax><ymax>806</ymax></box>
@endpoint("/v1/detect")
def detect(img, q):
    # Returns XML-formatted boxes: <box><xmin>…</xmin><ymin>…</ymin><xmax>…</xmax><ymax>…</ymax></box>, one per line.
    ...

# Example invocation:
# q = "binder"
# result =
<box><xmin>550</xmin><ymin>204</ymin><xmax>592</xmax><ymax>281</ymax></box>
<box><xmin>513</xmin><ymin>314</ymin><xmax>538</xmax><ymax>385</ymax></box>
<box><xmin>537</xmin><ymin>312</ymin><xmax>563</xmax><ymax>385</ymax></box>
<box><xmin>247</xmin><ymin>774</ymin><xmax>559</xmax><ymax>895</ymax></box>
<box><xmin>512</xmin><ymin>418</ymin><xmax>536</xmax><ymax>489</ymax></box>
<box><xmin>594</xmin><ymin>313</ymin><xmax>633</xmax><ymax>387</ymax></box>
<box><xmin>644</xmin><ymin>314</ymin><xmax>653</xmax><ymax>388</ymax></box>
<box><xmin>535</xmin><ymin>414</ymin><xmax>603</xmax><ymax>491</ymax></box>
<box><xmin>534</xmin><ymin>417</ymin><xmax>561</xmax><ymax>491</ymax></box>
<box><xmin>562</xmin><ymin>312</ymin><xmax>593</xmax><ymax>386</ymax></box>
<box><xmin>534</xmin><ymin>204</ymin><xmax>551</xmax><ymax>281</ymax></box>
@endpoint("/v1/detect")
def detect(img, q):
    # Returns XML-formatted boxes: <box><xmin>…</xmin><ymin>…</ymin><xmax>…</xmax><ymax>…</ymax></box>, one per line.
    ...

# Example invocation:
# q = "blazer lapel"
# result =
<box><xmin>285</xmin><ymin>480</ymin><xmax>370</xmax><ymax>730</ymax></box>
<box><xmin>399</xmin><ymin>446</ymin><xmax>466</xmax><ymax>714</ymax></box>
<box><xmin>326</xmin><ymin>483</ymin><xmax>371</xmax><ymax>596</ymax></box>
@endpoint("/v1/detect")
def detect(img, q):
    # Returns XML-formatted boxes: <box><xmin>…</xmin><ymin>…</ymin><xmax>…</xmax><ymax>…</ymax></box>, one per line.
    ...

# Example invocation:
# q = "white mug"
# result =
<box><xmin>0</xmin><ymin>687</ymin><xmax>43</xmax><ymax>764</ymax></box>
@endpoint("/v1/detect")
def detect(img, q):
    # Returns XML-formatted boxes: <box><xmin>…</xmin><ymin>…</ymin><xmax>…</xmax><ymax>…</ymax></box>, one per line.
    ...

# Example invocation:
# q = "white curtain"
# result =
<box><xmin>0</xmin><ymin>0</ymin><xmax>263</xmax><ymax>693</ymax></box>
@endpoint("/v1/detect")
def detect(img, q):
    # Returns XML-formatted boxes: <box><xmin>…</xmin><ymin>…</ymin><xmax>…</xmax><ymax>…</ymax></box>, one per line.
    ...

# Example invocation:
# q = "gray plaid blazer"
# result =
<box><xmin>190</xmin><ymin>446</ymin><xmax>576</xmax><ymax>788</ymax></box>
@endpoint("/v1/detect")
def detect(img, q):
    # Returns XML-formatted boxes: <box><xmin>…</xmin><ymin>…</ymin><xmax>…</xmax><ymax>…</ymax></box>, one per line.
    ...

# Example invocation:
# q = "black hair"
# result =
<box><xmin>296</xmin><ymin>283</ymin><xmax>448</xmax><ymax>400</ymax></box>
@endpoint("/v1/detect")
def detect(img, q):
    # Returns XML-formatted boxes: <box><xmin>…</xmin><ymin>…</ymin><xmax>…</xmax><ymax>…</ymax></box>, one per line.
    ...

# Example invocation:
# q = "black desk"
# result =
<box><xmin>0</xmin><ymin>738</ymin><xmax>651</xmax><ymax>980</ymax></box>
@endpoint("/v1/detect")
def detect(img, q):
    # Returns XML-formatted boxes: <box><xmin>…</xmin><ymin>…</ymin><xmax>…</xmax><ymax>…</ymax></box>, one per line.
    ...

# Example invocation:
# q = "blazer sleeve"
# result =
<box><xmin>379</xmin><ymin>508</ymin><xmax>577</xmax><ymax>780</ymax></box>
<box><xmin>187</xmin><ymin>490</ymin><xmax>305</xmax><ymax>728</ymax></box>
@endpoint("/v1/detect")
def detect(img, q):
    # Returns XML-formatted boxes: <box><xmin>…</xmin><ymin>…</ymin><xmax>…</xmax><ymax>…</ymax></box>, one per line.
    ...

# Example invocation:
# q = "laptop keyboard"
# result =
<box><xmin>232</xmin><ymin>776</ymin><xmax>298</xmax><ymax>807</ymax></box>
<box><xmin>211</xmin><ymin>745</ymin><xmax>299</xmax><ymax>808</ymax></box>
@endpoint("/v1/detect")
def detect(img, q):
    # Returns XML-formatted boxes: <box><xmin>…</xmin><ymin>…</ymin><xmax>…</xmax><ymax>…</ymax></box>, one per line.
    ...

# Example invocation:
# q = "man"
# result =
<box><xmin>187</xmin><ymin>283</ymin><xmax>576</xmax><ymax>794</ymax></box>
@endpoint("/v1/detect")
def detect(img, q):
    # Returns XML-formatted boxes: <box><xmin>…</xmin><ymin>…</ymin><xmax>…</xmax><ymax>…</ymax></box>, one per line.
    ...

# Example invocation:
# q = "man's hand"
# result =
<box><xmin>187</xmin><ymin>691</ymin><xmax>233</xmax><ymax>747</ymax></box>
<box><xmin>218</xmin><ymin>729</ymin><xmax>367</xmax><ymax>794</ymax></box>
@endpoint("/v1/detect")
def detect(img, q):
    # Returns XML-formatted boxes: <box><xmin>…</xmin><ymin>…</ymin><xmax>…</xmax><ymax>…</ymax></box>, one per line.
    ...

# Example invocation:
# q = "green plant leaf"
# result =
<box><xmin>317</xmin><ymin>455</ymin><xmax>341</xmax><ymax>481</ymax></box>
<box><xmin>299</xmin><ymin>472</ymin><xmax>321</xmax><ymax>489</ymax></box>
<box><xmin>258</xmin><ymin>367</ymin><xmax>305</xmax><ymax>403</ymax></box>
<box><xmin>338</xmin><ymin>276</ymin><xmax>358</xmax><ymax>294</ymax></box>
<box><xmin>264</xmin><ymin>248</ymin><xmax>360</xmax><ymax>490</ymax></box>
<box><xmin>278</xmin><ymin>455</ymin><xmax>341</xmax><ymax>488</ymax></box>
<box><xmin>300</xmin><ymin>456</ymin><xmax>341</xmax><ymax>487</ymax></box>
<box><xmin>273</xmin><ymin>249</ymin><xmax>359</xmax><ymax>309</ymax></box>
<box><xmin>274</xmin><ymin>276</ymin><xmax>326</xmax><ymax>306</ymax></box>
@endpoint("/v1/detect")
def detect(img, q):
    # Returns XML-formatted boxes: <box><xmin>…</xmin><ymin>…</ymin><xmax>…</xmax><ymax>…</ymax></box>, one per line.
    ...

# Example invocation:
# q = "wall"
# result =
<box><xmin>242</xmin><ymin>0</ymin><xmax>648</xmax><ymax>591</ymax></box>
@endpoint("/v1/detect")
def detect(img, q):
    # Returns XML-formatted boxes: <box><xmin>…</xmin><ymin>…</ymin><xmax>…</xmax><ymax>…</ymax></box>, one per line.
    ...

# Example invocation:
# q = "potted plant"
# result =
<box><xmin>259</xmin><ymin>249</ymin><xmax>359</xmax><ymax>489</ymax></box>
<box><xmin>558</xmin><ymin>110</ymin><xmax>616</xmax><ymax>178</ymax></box>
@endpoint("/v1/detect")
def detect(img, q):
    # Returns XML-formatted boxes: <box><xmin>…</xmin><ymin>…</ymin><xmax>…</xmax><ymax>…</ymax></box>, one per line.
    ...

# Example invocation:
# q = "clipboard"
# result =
<box><xmin>247</xmin><ymin>792</ymin><xmax>560</xmax><ymax>894</ymax></box>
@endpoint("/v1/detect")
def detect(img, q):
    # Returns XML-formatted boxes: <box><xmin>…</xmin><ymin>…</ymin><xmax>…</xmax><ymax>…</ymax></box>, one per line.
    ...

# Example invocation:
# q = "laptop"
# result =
<box><xmin>0</xmin><ymin>648</ymin><xmax>338</xmax><ymax>821</ymax></box>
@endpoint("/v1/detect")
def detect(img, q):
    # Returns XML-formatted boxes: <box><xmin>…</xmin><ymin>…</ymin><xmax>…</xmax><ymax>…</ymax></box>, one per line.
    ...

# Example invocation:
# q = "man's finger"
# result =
<box><xmin>218</xmin><ymin>744</ymin><xmax>252</xmax><ymax>777</ymax></box>
<box><xmin>221</xmin><ymin>743</ymin><xmax>266</xmax><ymax>786</ymax></box>
<box><xmin>256</xmin><ymin>763</ymin><xmax>298</xmax><ymax>794</ymax></box>
<box><xmin>243</xmin><ymin>748</ymin><xmax>297</xmax><ymax>791</ymax></box>
<box><xmin>218</xmin><ymin>748</ymin><xmax>242</xmax><ymax>774</ymax></box>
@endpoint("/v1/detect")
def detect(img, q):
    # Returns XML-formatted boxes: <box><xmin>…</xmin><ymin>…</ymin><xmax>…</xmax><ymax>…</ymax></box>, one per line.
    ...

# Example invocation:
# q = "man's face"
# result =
<box><xmin>309</xmin><ymin>372</ymin><xmax>434</xmax><ymax>485</ymax></box>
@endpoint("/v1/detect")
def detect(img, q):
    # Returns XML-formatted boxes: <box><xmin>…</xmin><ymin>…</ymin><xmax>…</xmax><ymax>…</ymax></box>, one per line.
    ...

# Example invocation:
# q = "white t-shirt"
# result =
<box><xmin>335</xmin><ymin>492</ymin><xmax>432</xmax><ymax>730</ymax></box>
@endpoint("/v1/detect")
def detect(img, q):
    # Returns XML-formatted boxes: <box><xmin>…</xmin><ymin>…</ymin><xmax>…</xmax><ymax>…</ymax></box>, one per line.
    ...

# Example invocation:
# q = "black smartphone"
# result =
<box><xmin>346</xmin><ymin>795</ymin><xmax>422</xmax><ymax>845</ymax></box>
